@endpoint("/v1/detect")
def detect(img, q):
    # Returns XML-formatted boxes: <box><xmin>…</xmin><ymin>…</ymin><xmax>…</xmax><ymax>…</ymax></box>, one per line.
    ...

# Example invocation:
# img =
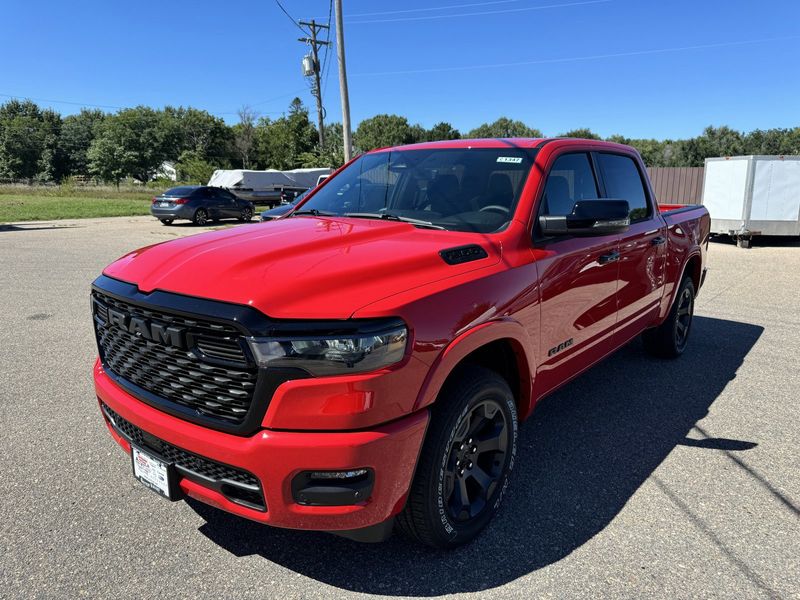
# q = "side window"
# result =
<box><xmin>541</xmin><ymin>153</ymin><xmax>598</xmax><ymax>216</ymax></box>
<box><xmin>596</xmin><ymin>153</ymin><xmax>649</xmax><ymax>221</ymax></box>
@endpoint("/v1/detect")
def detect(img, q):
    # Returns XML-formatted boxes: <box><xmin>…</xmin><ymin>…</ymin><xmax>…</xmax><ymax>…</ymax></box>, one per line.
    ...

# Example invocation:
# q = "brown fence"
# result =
<box><xmin>646</xmin><ymin>167</ymin><xmax>705</xmax><ymax>205</ymax></box>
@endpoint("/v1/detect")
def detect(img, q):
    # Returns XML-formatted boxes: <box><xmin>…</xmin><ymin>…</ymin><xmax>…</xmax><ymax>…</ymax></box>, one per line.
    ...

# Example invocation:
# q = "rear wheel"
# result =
<box><xmin>396</xmin><ymin>367</ymin><xmax>517</xmax><ymax>548</ymax></box>
<box><xmin>193</xmin><ymin>208</ymin><xmax>209</xmax><ymax>226</ymax></box>
<box><xmin>159</xmin><ymin>219</ymin><xmax>173</xmax><ymax>226</ymax></box>
<box><xmin>643</xmin><ymin>276</ymin><xmax>695</xmax><ymax>358</ymax></box>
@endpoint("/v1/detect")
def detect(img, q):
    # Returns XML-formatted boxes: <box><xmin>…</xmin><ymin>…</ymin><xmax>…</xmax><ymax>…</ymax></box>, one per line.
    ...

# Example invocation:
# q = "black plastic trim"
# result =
<box><xmin>291</xmin><ymin>469</ymin><xmax>375</xmax><ymax>506</ymax></box>
<box><xmin>439</xmin><ymin>244</ymin><xmax>489</xmax><ymax>265</ymax></box>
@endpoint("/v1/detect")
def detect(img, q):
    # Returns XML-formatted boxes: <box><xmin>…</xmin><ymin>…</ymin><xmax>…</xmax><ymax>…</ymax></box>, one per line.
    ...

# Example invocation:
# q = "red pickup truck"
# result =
<box><xmin>92</xmin><ymin>138</ymin><xmax>709</xmax><ymax>548</ymax></box>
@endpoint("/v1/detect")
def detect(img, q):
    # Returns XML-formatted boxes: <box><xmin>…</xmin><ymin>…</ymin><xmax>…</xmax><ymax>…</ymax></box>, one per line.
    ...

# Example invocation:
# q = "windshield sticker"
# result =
<box><xmin>497</xmin><ymin>156</ymin><xmax>523</xmax><ymax>164</ymax></box>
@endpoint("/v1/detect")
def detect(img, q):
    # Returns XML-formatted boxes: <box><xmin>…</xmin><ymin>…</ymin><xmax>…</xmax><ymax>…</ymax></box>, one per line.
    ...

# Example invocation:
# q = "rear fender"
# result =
<box><xmin>659</xmin><ymin>250</ymin><xmax>702</xmax><ymax>321</ymax></box>
<box><xmin>413</xmin><ymin>319</ymin><xmax>536</xmax><ymax>420</ymax></box>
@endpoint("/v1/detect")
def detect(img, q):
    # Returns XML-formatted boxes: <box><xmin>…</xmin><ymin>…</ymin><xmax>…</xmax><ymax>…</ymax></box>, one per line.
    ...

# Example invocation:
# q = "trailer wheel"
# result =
<box><xmin>643</xmin><ymin>276</ymin><xmax>695</xmax><ymax>358</ymax></box>
<box><xmin>396</xmin><ymin>366</ymin><xmax>517</xmax><ymax>549</ymax></box>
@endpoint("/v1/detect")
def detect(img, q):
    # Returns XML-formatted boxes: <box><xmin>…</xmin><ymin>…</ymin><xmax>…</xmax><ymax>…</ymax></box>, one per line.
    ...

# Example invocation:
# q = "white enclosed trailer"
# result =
<box><xmin>702</xmin><ymin>155</ymin><xmax>800</xmax><ymax>247</ymax></box>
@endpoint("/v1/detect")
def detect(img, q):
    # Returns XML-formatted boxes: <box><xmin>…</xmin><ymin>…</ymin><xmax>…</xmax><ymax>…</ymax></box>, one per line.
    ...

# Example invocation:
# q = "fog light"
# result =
<box><xmin>292</xmin><ymin>468</ymin><xmax>375</xmax><ymax>506</ymax></box>
<box><xmin>308</xmin><ymin>469</ymin><xmax>369</xmax><ymax>480</ymax></box>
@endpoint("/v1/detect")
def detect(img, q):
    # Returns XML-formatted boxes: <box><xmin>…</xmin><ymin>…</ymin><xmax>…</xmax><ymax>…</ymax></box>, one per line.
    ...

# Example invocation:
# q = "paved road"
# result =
<box><xmin>1</xmin><ymin>217</ymin><xmax>798</xmax><ymax>599</ymax></box>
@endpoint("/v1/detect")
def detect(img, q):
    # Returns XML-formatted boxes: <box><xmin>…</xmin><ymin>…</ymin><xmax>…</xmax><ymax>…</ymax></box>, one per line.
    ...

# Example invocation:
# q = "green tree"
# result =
<box><xmin>354</xmin><ymin>114</ymin><xmax>414</xmax><ymax>151</ymax></box>
<box><xmin>0</xmin><ymin>99</ymin><xmax>63</xmax><ymax>181</ymax></box>
<box><xmin>559</xmin><ymin>127</ymin><xmax>601</xmax><ymax>140</ymax></box>
<box><xmin>59</xmin><ymin>109</ymin><xmax>105</xmax><ymax>178</ymax></box>
<box><xmin>175</xmin><ymin>150</ymin><xmax>216</xmax><ymax>183</ymax></box>
<box><xmin>88</xmin><ymin>106</ymin><xmax>167</xmax><ymax>184</ymax></box>
<box><xmin>233</xmin><ymin>106</ymin><xmax>257</xmax><ymax>168</ymax></box>
<box><xmin>255</xmin><ymin>98</ymin><xmax>317</xmax><ymax>169</ymax></box>
<box><xmin>466</xmin><ymin>117</ymin><xmax>542</xmax><ymax>138</ymax></box>
<box><xmin>427</xmin><ymin>121</ymin><xmax>461</xmax><ymax>141</ymax></box>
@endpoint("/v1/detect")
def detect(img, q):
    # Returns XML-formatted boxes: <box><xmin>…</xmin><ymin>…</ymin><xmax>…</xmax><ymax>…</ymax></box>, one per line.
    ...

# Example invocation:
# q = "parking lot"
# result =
<box><xmin>1</xmin><ymin>216</ymin><xmax>798</xmax><ymax>599</ymax></box>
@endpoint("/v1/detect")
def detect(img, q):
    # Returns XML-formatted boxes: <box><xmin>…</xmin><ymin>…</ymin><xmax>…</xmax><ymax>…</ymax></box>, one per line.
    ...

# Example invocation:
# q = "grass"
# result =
<box><xmin>0</xmin><ymin>185</ymin><xmax>271</xmax><ymax>223</ymax></box>
<box><xmin>0</xmin><ymin>184</ymin><xmax>155</xmax><ymax>222</ymax></box>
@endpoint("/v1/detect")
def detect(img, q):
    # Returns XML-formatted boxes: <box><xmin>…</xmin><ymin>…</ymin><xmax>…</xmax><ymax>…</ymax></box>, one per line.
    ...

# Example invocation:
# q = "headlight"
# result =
<box><xmin>247</xmin><ymin>324</ymin><xmax>407</xmax><ymax>376</ymax></box>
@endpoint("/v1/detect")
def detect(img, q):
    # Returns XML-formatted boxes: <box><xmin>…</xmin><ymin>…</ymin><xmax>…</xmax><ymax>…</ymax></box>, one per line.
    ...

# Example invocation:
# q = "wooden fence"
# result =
<box><xmin>646</xmin><ymin>167</ymin><xmax>705</xmax><ymax>205</ymax></box>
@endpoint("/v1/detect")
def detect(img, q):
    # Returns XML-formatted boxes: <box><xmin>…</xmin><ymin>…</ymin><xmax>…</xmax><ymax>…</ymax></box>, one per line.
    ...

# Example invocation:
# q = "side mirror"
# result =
<box><xmin>539</xmin><ymin>199</ymin><xmax>630</xmax><ymax>236</ymax></box>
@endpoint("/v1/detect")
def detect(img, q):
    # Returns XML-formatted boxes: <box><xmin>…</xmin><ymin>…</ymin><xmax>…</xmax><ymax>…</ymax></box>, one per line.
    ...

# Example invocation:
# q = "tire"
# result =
<box><xmin>396</xmin><ymin>366</ymin><xmax>518</xmax><ymax>549</ymax></box>
<box><xmin>643</xmin><ymin>276</ymin><xmax>695</xmax><ymax>358</ymax></box>
<box><xmin>159</xmin><ymin>219</ymin><xmax>173</xmax><ymax>226</ymax></box>
<box><xmin>239</xmin><ymin>207</ymin><xmax>253</xmax><ymax>222</ymax></box>
<box><xmin>193</xmin><ymin>208</ymin><xmax>209</xmax><ymax>226</ymax></box>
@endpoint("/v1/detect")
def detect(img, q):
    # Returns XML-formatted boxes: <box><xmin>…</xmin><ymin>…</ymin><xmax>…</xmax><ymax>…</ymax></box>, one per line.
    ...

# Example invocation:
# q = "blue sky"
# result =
<box><xmin>2</xmin><ymin>0</ymin><xmax>798</xmax><ymax>139</ymax></box>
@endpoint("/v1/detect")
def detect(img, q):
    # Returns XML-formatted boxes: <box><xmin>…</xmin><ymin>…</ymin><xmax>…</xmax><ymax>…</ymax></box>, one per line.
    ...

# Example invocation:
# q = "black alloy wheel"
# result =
<box><xmin>240</xmin><ymin>207</ymin><xmax>253</xmax><ymax>222</ymax></box>
<box><xmin>674</xmin><ymin>284</ymin><xmax>694</xmax><ymax>352</ymax></box>
<box><xmin>643</xmin><ymin>276</ymin><xmax>696</xmax><ymax>358</ymax></box>
<box><xmin>396</xmin><ymin>367</ymin><xmax>517</xmax><ymax>548</ymax></box>
<box><xmin>443</xmin><ymin>400</ymin><xmax>510</xmax><ymax>522</ymax></box>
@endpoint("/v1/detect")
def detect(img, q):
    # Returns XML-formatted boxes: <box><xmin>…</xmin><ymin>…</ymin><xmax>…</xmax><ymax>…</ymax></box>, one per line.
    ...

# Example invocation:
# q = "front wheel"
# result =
<box><xmin>396</xmin><ymin>367</ymin><xmax>518</xmax><ymax>548</ymax></box>
<box><xmin>239</xmin><ymin>207</ymin><xmax>253</xmax><ymax>222</ymax></box>
<box><xmin>643</xmin><ymin>276</ymin><xmax>695</xmax><ymax>358</ymax></box>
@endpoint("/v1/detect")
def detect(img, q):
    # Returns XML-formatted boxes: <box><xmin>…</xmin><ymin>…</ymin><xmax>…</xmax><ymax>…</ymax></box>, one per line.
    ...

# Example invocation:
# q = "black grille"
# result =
<box><xmin>92</xmin><ymin>291</ymin><xmax>258</xmax><ymax>425</ymax></box>
<box><xmin>102</xmin><ymin>402</ymin><xmax>264</xmax><ymax>508</ymax></box>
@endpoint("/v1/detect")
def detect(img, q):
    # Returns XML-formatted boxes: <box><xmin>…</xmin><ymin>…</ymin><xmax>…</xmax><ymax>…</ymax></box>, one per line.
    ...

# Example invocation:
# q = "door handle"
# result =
<box><xmin>651</xmin><ymin>236</ymin><xmax>666</xmax><ymax>246</ymax></box>
<box><xmin>599</xmin><ymin>251</ymin><xmax>620</xmax><ymax>264</ymax></box>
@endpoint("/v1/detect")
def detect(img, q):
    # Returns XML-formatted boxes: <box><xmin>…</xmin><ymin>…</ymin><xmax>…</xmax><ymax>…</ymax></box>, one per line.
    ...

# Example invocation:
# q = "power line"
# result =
<box><xmin>347</xmin><ymin>0</ymin><xmax>612</xmax><ymax>24</ymax></box>
<box><xmin>0</xmin><ymin>92</ymin><xmax>125</xmax><ymax>110</ymax></box>
<box><xmin>326</xmin><ymin>0</ymin><xmax>525</xmax><ymax>19</ymax></box>
<box><xmin>352</xmin><ymin>34</ymin><xmax>800</xmax><ymax>76</ymax></box>
<box><xmin>320</xmin><ymin>0</ymin><xmax>334</xmax><ymax>105</ymax></box>
<box><xmin>273</xmin><ymin>0</ymin><xmax>307</xmax><ymax>33</ymax></box>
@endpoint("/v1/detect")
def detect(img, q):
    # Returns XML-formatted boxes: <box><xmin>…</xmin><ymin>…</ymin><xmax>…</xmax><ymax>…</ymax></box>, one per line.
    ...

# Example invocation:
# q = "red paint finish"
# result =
<box><xmin>93</xmin><ymin>138</ymin><xmax>710</xmax><ymax>533</ymax></box>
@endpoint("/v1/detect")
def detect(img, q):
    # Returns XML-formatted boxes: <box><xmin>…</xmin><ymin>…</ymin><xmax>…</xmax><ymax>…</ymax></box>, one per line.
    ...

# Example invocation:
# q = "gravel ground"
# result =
<box><xmin>1</xmin><ymin>217</ymin><xmax>798</xmax><ymax>599</ymax></box>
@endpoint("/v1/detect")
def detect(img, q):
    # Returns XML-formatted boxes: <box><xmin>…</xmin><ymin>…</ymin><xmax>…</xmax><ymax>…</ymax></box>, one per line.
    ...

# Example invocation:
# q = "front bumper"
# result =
<box><xmin>94</xmin><ymin>360</ymin><xmax>428</xmax><ymax>532</ymax></box>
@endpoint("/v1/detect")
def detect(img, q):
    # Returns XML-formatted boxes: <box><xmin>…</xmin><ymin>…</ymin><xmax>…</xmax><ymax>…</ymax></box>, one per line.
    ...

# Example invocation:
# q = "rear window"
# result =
<box><xmin>596</xmin><ymin>154</ymin><xmax>650</xmax><ymax>221</ymax></box>
<box><xmin>164</xmin><ymin>186</ymin><xmax>201</xmax><ymax>197</ymax></box>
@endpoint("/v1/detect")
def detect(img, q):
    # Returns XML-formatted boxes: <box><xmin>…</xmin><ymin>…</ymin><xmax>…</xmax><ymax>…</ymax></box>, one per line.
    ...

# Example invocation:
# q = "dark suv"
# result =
<box><xmin>151</xmin><ymin>186</ymin><xmax>255</xmax><ymax>226</ymax></box>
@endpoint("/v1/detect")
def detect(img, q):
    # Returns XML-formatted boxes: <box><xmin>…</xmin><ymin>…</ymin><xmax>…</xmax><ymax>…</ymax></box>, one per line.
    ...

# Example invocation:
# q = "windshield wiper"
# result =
<box><xmin>344</xmin><ymin>212</ymin><xmax>445</xmax><ymax>230</ymax></box>
<box><xmin>291</xmin><ymin>209</ymin><xmax>336</xmax><ymax>217</ymax></box>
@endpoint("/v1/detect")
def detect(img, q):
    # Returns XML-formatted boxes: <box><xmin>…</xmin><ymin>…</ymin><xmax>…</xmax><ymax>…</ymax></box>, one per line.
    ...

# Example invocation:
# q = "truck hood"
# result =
<box><xmin>103</xmin><ymin>217</ymin><xmax>502</xmax><ymax>319</ymax></box>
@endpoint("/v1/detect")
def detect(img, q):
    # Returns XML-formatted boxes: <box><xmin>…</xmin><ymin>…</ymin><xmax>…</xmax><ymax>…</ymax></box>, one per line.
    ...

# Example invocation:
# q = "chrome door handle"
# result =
<box><xmin>599</xmin><ymin>251</ymin><xmax>620</xmax><ymax>264</ymax></box>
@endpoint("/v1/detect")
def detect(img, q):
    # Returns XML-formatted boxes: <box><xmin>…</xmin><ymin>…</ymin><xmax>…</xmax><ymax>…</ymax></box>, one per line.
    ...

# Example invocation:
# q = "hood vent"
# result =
<box><xmin>439</xmin><ymin>244</ymin><xmax>489</xmax><ymax>265</ymax></box>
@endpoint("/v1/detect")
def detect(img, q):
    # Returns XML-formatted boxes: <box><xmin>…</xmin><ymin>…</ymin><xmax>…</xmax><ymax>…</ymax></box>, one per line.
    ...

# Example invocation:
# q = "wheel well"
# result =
<box><xmin>684</xmin><ymin>254</ymin><xmax>702</xmax><ymax>289</ymax></box>
<box><xmin>442</xmin><ymin>338</ymin><xmax>531</xmax><ymax>416</ymax></box>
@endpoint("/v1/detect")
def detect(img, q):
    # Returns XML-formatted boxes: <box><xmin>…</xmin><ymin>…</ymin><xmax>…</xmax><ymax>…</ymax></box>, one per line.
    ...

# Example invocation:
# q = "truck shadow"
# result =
<box><xmin>188</xmin><ymin>315</ymin><xmax>763</xmax><ymax>596</ymax></box>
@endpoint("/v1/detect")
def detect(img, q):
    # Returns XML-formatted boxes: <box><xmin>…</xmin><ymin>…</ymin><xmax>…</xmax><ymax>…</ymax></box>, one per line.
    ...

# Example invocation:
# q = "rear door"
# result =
<box><xmin>595</xmin><ymin>152</ymin><xmax>667</xmax><ymax>344</ymax></box>
<box><xmin>533</xmin><ymin>152</ymin><xmax>621</xmax><ymax>397</ymax></box>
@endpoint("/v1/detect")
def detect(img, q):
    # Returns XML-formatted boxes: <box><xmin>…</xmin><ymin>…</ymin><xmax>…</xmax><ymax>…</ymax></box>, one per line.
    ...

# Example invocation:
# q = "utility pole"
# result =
<box><xmin>298</xmin><ymin>20</ymin><xmax>330</xmax><ymax>149</ymax></box>
<box><xmin>334</xmin><ymin>0</ymin><xmax>353</xmax><ymax>162</ymax></box>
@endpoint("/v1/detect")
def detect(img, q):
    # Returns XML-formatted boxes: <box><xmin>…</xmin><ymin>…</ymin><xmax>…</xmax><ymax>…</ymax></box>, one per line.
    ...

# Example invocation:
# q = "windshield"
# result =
<box><xmin>296</xmin><ymin>148</ymin><xmax>534</xmax><ymax>233</ymax></box>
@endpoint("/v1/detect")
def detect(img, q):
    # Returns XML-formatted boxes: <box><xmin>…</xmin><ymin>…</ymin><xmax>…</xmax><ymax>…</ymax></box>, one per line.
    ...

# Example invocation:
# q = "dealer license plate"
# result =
<box><xmin>132</xmin><ymin>446</ymin><xmax>172</xmax><ymax>499</ymax></box>
<box><xmin>159</xmin><ymin>202</ymin><xmax>169</xmax><ymax>207</ymax></box>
